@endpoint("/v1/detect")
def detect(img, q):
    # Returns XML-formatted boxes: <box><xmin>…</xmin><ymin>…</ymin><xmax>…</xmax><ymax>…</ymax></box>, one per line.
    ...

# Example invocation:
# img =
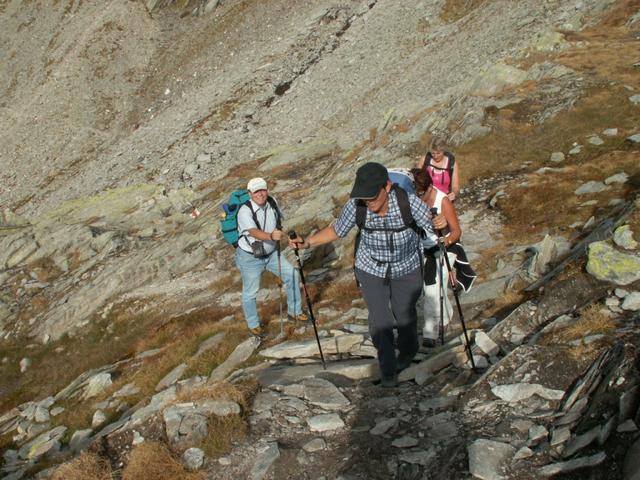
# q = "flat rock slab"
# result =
<box><xmin>398</xmin><ymin>448</ymin><xmax>437</xmax><ymax>466</ymax></box>
<box><xmin>155</xmin><ymin>363</ymin><xmax>187</xmax><ymax>391</ymax></box>
<box><xmin>209</xmin><ymin>337</ymin><xmax>261</xmax><ymax>383</ymax></box>
<box><xmin>302</xmin><ymin>438</ymin><xmax>327</xmax><ymax>453</ymax></box>
<box><xmin>468</xmin><ymin>439</ymin><xmax>516</xmax><ymax>480</ymax></box>
<box><xmin>307</xmin><ymin>413</ymin><xmax>345</xmax><ymax>432</ymax></box>
<box><xmin>370</xmin><ymin>418</ymin><xmax>398</xmax><ymax>436</ymax></box>
<box><xmin>256</xmin><ymin>359</ymin><xmax>378</xmax><ymax>387</ymax></box>
<box><xmin>491</xmin><ymin>383</ymin><xmax>565</xmax><ymax>403</ymax></box>
<box><xmin>538</xmin><ymin>451</ymin><xmax>606</xmax><ymax>477</ymax></box>
<box><xmin>302</xmin><ymin>377</ymin><xmax>350</xmax><ymax>409</ymax></box>
<box><xmin>250</xmin><ymin>442</ymin><xmax>280</xmax><ymax>480</ymax></box>
<box><xmin>259</xmin><ymin>334</ymin><xmax>364</xmax><ymax>359</ymax></box>
<box><xmin>392</xmin><ymin>435</ymin><xmax>419</xmax><ymax>448</ymax></box>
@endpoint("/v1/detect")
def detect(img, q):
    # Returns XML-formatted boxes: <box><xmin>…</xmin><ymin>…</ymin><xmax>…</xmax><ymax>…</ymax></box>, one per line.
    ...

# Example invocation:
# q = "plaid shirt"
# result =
<box><xmin>334</xmin><ymin>190</ymin><xmax>434</xmax><ymax>278</ymax></box>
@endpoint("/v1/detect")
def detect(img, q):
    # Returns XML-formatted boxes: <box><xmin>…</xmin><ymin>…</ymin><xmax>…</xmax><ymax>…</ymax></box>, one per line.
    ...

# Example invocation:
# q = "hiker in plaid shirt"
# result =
<box><xmin>289</xmin><ymin>163</ymin><xmax>446</xmax><ymax>387</ymax></box>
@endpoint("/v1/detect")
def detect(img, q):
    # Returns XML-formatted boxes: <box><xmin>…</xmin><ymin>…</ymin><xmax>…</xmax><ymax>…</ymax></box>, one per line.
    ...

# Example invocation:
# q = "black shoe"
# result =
<box><xmin>380</xmin><ymin>373</ymin><xmax>398</xmax><ymax>388</ymax></box>
<box><xmin>397</xmin><ymin>352</ymin><xmax>417</xmax><ymax>372</ymax></box>
<box><xmin>422</xmin><ymin>338</ymin><xmax>437</xmax><ymax>348</ymax></box>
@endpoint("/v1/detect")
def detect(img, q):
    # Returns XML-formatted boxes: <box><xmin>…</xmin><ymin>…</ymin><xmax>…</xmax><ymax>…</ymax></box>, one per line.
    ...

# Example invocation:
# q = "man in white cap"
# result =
<box><xmin>236</xmin><ymin>177</ymin><xmax>307</xmax><ymax>338</ymax></box>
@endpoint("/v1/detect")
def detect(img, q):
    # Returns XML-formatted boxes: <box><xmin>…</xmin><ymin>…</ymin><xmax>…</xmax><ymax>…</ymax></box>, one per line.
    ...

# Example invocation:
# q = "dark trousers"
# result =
<box><xmin>355</xmin><ymin>267</ymin><xmax>423</xmax><ymax>378</ymax></box>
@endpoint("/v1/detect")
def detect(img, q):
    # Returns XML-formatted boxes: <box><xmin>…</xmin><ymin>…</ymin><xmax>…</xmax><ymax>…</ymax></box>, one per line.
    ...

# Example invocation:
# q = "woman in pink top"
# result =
<box><xmin>417</xmin><ymin>137</ymin><xmax>460</xmax><ymax>202</ymax></box>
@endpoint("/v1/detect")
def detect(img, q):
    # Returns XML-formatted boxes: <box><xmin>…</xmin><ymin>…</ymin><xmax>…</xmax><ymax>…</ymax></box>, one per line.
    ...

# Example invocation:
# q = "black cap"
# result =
<box><xmin>350</xmin><ymin>162</ymin><xmax>389</xmax><ymax>199</ymax></box>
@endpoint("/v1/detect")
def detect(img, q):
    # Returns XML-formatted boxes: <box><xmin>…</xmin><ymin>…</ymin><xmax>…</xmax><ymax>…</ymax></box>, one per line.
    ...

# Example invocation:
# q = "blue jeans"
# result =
<box><xmin>235</xmin><ymin>248</ymin><xmax>303</xmax><ymax>329</ymax></box>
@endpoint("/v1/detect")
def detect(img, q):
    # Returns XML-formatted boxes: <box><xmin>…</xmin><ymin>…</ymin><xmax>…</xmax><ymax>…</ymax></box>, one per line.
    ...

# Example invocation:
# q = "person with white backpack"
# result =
<box><xmin>411</xmin><ymin>168</ymin><xmax>476</xmax><ymax>347</ymax></box>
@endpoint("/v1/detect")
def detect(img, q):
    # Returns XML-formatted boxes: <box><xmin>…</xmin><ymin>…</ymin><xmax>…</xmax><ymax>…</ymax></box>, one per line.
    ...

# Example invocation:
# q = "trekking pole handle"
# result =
<box><xmin>429</xmin><ymin>207</ymin><xmax>444</xmax><ymax>239</ymax></box>
<box><xmin>288</xmin><ymin>230</ymin><xmax>303</xmax><ymax>250</ymax></box>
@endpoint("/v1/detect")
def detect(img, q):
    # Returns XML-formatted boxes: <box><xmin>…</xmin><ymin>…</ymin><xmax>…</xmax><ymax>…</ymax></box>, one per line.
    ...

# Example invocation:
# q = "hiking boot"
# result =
<box><xmin>380</xmin><ymin>373</ymin><xmax>398</xmax><ymax>388</ymax></box>
<box><xmin>422</xmin><ymin>338</ymin><xmax>437</xmax><ymax>348</ymax></box>
<box><xmin>287</xmin><ymin>312</ymin><xmax>309</xmax><ymax>323</ymax></box>
<box><xmin>249</xmin><ymin>327</ymin><xmax>266</xmax><ymax>339</ymax></box>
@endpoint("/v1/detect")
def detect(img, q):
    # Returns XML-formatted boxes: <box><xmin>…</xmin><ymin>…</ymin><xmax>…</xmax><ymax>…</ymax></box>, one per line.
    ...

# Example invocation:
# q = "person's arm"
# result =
<box><xmin>246</xmin><ymin>227</ymin><xmax>282</xmax><ymax>242</ymax></box>
<box><xmin>289</xmin><ymin>199</ymin><xmax>357</xmax><ymax>249</ymax></box>
<box><xmin>440</xmin><ymin>197</ymin><xmax>461</xmax><ymax>245</ymax></box>
<box><xmin>449</xmin><ymin>159</ymin><xmax>460</xmax><ymax>201</ymax></box>
<box><xmin>289</xmin><ymin>225</ymin><xmax>339</xmax><ymax>249</ymax></box>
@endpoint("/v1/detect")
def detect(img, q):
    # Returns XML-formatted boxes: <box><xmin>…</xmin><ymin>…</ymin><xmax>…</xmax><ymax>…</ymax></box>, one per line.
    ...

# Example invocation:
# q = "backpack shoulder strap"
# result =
<box><xmin>266</xmin><ymin>196</ymin><xmax>282</xmax><ymax>230</ymax></box>
<box><xmin>392</xmin><ymin>184</ymin><xmax>415</xmax><ymax>229</ymax></box>
<box><xmin>355</xmin><ymin>200</ymin><xmax>367</xmax><ymax>230</ymax></box>
<box><xmin>446</xmin><ymin>152</ymin><xmax>456</xmax><ymax>174</ymax></box>
<box><xmin>243</xmin><ymin>200</ymin><xmax>262</xmax><ymax>230</ymax></box>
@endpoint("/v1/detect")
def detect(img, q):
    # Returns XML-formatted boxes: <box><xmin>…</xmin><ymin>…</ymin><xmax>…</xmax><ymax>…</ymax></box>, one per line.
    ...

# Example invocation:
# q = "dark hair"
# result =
<box><xmin>411</xmin><ymin>168</ymin><xmax>432</xmax><ymax>192</ymax></box>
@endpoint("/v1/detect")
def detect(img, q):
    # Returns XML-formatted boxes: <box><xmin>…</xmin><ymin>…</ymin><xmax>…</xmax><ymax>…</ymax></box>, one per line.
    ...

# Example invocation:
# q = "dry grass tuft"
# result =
<box><xmin>542</xmin><ymin>304</ymin><xmax>616</xmax><ymax>347</ymax></box>
<box><xmin>51</xmin><ymin>452</ymin><xmax>113</xmax><ymax>480</ymax></box>
<box><xmin>201</xmin><ymin>414</ymin><xmax>247</xmax><ymax>458</ymax></box>
<box><xmin>558</xmin><ymin>304</ymin><xmax>617</xmax><ymax>341</ymax></box>
<box><xmin>122</xmin><ymin>442</ymin><xmax>205</xmax><ymax>480</ymax></box>
<box><xmin>484</xmin><ymin>290</ymin><xmax>526</xmax><ymax>318</ymax></box>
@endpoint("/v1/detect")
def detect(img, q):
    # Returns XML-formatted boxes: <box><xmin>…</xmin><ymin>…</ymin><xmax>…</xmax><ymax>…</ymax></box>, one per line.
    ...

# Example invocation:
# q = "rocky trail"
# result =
<box><xmin>1</xmin><ymin>0</ymin><xmax>640</xmax><ymax>478</ymax></box>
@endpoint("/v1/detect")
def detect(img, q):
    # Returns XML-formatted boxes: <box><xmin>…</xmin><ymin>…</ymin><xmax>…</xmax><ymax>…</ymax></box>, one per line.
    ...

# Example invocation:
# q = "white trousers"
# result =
<box><xmin>422</xmin><ymin>250</ymin><xmax>457</xmax><ymax>340</ymax></box>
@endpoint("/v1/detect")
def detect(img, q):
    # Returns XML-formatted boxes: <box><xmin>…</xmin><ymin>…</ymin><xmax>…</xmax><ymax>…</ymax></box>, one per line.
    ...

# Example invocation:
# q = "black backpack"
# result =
<box><xmin>424</xmin><ymin>151</ymin><xmax>456</xmax><ymax>193</ymax></box>
<box><xmin>354</xmin><ymin>184</ymin><xmax>423</xmax><ymax>284</ymax></box>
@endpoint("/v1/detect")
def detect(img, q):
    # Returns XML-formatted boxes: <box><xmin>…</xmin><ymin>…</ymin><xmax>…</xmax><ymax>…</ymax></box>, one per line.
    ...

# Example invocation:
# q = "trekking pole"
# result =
<box><xmin>438</xmin><ymin>256</ymin><xmax>445</xmax><ymax>346</ymax></box>
<box><xmin>430</xmin><ymin>209</ymin><xmax>476</xmax><ymax>371</ymax></box>
<box><xmin>288</xmin><ymin>230</ymin><xmax>326</xmax><ymax>370</ymax></box>
<box><xmin>276</xmin><ymin>243</ymin><xmax>284</xmax><ymax>335</ymax></box>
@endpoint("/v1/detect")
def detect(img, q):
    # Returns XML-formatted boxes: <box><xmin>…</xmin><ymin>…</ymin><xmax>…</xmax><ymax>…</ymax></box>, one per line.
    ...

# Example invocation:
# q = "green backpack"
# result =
<box><xmin>220</xmin><ymin>190</ymin><xmax>282</xmax><ymax>247</ymax></box>
<box><xmin>220</xmin><ymin>189</ymin><xmax>251</xmax><ymax>247</ymax></box>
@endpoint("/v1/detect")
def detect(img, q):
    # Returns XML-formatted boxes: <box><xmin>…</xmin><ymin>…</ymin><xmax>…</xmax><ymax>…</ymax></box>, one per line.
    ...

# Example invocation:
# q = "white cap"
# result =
<box><xmin>247</xmin><ymin>177</ymin><xmax>268</xmax><ymax>192</ymax></box>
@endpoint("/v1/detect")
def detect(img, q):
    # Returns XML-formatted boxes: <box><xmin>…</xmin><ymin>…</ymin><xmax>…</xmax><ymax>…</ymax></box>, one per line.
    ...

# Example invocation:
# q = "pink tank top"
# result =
<box><xmin>425</xmin><ymin>154</ymin><xmax>453</xmax><ymax>194</ymax></box>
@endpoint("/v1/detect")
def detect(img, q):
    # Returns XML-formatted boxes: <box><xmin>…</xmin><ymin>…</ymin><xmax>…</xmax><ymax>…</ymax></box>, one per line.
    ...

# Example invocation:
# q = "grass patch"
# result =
<box><xmin>122</xmin><ymin>442</ymin><xmax>205</xmax><ymax>480</ymax></box>
<box><xmin>0</xmin><ymin>315</ymin><xmax>143</xmax><ymax>413</ymax></box>
<box><xmin>51</xmin><ymin>452</ymin><xmax>114</xmax><ymax>480</ymax></box>
<box><xmin>496</xmin><ymin>149</ymin><xmax>639</xmax><ymax>244</ymax></box>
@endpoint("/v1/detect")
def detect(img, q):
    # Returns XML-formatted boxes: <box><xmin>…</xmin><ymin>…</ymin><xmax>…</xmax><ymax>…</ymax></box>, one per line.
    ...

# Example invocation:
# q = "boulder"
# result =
<box><xmin>613</xmin><ymin>225</ymin><xmax>638</xmax><ymax>250</ymax></box>
<box><xmin>575</xmin><ymin>181</ymin><xmax>607</xmax><ymax>195</ymax></box>
<box><xmin>182</xmin><ymin>447</ymin><xmax>205</xmax><ymax>471</ymax></box>
<box><xmin>550</xmin><ymin>152</ymin><xmax>565</xmax><ymax>163</ymax></box>
<box><xmin>586</xmin><ymin>241</ymin><xmax>640</xmax><ymax>285</ymax></box>
<box><xmin>83</xmin><ymin>373</ymin><xmax>112</xmax><ymax>399</ymax></box>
